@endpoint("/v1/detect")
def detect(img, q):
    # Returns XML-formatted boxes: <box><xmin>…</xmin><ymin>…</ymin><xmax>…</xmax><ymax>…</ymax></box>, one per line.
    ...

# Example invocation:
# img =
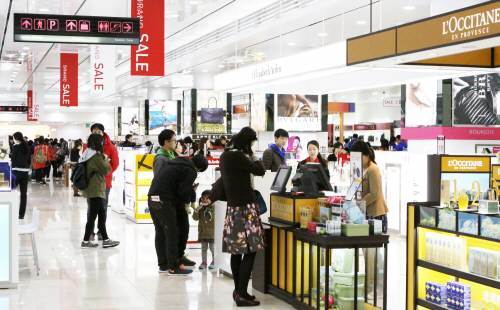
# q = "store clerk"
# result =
<box><xmin>350</xmin><ymin>141</ymin><xmax>388</xmax><ymax>233</ymax></box>
<box><xmin>299</xmin><ymin>140</ymin><xmax>330</xmax><ymax>180</ymax></box>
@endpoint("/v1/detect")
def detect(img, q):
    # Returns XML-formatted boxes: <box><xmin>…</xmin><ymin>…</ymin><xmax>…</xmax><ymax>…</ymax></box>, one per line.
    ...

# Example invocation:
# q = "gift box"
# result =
<box><xmin>446</xmin><ymin>282</ymin><xmax>470</xmax><ymax>310</ymax></box>
<box><xmin>425</xmin><ymin>282</ymin><xmax>447</xmax><ymax>305</ymax></box>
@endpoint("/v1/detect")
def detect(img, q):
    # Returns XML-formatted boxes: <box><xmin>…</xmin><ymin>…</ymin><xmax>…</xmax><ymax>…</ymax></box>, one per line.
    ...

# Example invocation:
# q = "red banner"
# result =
<box><xmin>131</xmin><ymin>0</ymin><xmax>164</xmax><ymax>76</ymax></box>
<box><xmin>60</xmin><ymin>53</ymin><xmax>78</xmax><ymax>107</ymax></box>
<box><xmin>27</xmin><ymin>90</ymin><xmax>36</xmax><ymax>121</ymax></box>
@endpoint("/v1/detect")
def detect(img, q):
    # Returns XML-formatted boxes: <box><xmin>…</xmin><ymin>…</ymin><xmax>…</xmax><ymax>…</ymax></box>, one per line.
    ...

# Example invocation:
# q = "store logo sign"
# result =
<box><xmin>441</xmin><ymin>156</ymin><xmax>490</xmax><ymax>172</ymax></box>
<box><xmin>252</xmin><ymin>64</ymin><xmax>282</xmax><ymax>81</ymax></box>
<box><xmin>441</xmin><ymin>7</ymin><xmax>500</xmax><ymax>41</ymax></box>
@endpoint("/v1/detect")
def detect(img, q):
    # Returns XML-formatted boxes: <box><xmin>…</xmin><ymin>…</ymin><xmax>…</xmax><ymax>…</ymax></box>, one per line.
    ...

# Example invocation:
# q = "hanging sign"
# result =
<box><xmin>90</xmin><ymin>45</ymin><xmax>116</xmax><ymax>97</ymax></box>
<box><xmin>27</xmin><ymin>90</ymin><xmax>40</xmax><ymax>121</ymax></box>
<box><xmin>60</xmin><ymin>53</ymin><xmax>78</xmax><ymax>107</ymax></box>
<box><xmin>13</xmin><ymin>13</ymin><xmax>140</xmax><ymax>45</ymax></box>
<box><xmin>131</xmin><ymin>0</ymin><xmax>164</xmax><ymax>76</ymax></box>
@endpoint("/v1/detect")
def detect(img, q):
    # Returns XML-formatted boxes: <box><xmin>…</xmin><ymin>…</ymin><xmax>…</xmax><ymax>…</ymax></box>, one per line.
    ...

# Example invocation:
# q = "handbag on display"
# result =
<box><xmin>200</xmin><ymin>97</ymin><xmax>224</xmax><ymax>124</ymax></box>
<box><xmin>254</xmin><ymin>190</ymin><xmax>267</xmax><ymax>215</ymax></box>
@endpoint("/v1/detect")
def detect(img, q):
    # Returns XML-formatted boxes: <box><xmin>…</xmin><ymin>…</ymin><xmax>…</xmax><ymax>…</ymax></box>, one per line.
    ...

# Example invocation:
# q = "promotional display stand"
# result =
<box><xmin>124</xmin><ymin>153</ymin><xmax>154</xmax><ymax>223</ymax></box>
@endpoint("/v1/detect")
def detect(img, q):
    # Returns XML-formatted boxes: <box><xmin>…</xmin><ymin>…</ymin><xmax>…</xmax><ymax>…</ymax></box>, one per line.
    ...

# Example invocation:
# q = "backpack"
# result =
<box><xmin>71</xmin><ymin>162</ymin><xmax>90</xmax><ymax>190</ymax></box>
<box><xmin>34</xmin><ymin>147</ymin><xmax>46</xmax><ymax>164</ymax></box>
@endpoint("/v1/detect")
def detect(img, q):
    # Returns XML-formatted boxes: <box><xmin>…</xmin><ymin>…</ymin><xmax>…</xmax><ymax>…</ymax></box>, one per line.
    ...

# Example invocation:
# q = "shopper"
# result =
<box><xmin>70</xmin><ymin>140</ymin><xmax>83</xmax><ymax>197</ymax></box>
<box><xmin>394</xmin><ymin>135</ymin><xmax>407</xmax><ymax>151</ymax></box>
<box><xmin>43</xmin><ymin>139</ymin><xmax>52</xmax><ymax>181</ymax></box>
<box><xmin>262</xmin><ymin>128</ymin><xmax>289</xmax><ymax>172</ymax></box>
<box><xmin>88</xmin><ymin>124</ymin><xmax>119</xmax><ymax>241</ymax></box>
<box><xmin>120</xmin><ymin>134</ymin><xmax>136</xmax><ymax>147</ymax></box>
<box><xmin>299</xmin><ymin>140</ymin><xmax>330</xmax><ymax>179</ymax></box>
<box><xmin>332</xmin><ymin>137</ymin><xmax>343</xmax><ymax>149</ymax></box>
<box><xmin>32</xmin><ymin>137</ymin><xmax>48</xmax><ymax>185</ymax></box>
<box><xmin>153</xmin><ymin>129</ymin><xmax>177</xmax><ymax>175</ymax></box>
<box><xmin>346</xmin><ymin>133</ymin><xmax>358</xmax><ymax>151</ymax></box>
<box><xmin>10</xmin><ymin>132</ymin><xmax>31</xmax><ymax>219</ymax></box>
<box><xmin>192</xmin><ymin>190</ymin><xmax>215</xmax><ymax>271</ymax></box>
<box><xmin>380</xmin><ymin>134</ymin><xmax>390</xmax><ymax>151</ymax></box>
<box><xmin>220</xmin><ymin>127</ymin><xmax>266</xmax><ymax>307</ymax></box>
<box><xmin>147</xmin><ymin>154</ymin><xmax>208</xmax><ymax>275</ymax></box>
<box><xmin>49</xmin><ymin>140</ymin><xmax>60</xmax><ymax>179</ymax></box>
<box><xmin>80</xmin><ymin>134</ymin><xmax>119</xmax><ymax>248</ymax></box>
<box><xmin>350</xmin><ymin>141</ymin><xmax>388</xmax><ymax>233</ymax></box>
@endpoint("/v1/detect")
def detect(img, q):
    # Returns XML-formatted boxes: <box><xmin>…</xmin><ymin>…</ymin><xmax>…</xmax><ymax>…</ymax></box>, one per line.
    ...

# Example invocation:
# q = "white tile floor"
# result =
<box><xmin>0</xmin><ymin>181</ymin><xmax>407</xmax><ymax>310</ymax></box>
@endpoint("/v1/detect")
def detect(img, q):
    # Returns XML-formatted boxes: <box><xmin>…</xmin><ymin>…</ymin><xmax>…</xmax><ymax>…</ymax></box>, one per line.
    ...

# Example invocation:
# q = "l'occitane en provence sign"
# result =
<box><xmin>441</xmin><ymin>156</ymin><xmax>491</xmax><ymax>173</ymax></box>
<box><xmin>398</xmin><ymin>2</ymin><xmax>500</xmax><ymax>54</ymax></box>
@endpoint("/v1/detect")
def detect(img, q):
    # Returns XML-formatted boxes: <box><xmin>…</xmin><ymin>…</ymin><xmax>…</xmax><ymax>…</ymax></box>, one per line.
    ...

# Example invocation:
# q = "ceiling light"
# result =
<box><xmin>201</xmin><ymin>69</ymin><xmax>209</xmax><ymax>73</ymax></box>
<box><xmin>287</xmin><ymin>42</ymin><xmax>296</xmax><ymax>46</ymax></box>
<box><xmin>356</xmin><ymin>20</ymin><xmax>367</xmax><ymax>25</ymax></box>
<box><xmin>317</xmin><ymin>32</ymin><xmax>328</xmax><ymax>37</ymax></box>
<box><xmin>166</xmin><ymin>13</ymin><xmax>179</xmax><ymax>19</ymax></box>
<box><xmin>403</xmin><ymin>5</ymin><xmax>415</xmax><ymax>10</ymax></box>
<box><xmin>39</xmin><ymin>8</ymin><xmax>49</xmax><ymax>12</ymax></box>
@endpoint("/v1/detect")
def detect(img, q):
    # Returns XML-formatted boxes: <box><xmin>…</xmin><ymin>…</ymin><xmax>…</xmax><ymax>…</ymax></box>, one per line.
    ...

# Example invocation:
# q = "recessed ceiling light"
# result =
<box><xmin>287</xmin><ymin>42</ymin><xmax>296</xmax><ymax>46</ymax></box>
<box><xmin>403</xmin><ymin>5</ymin><xmax>415</xmax><ymax>10</ymax></box>
<box><xmin>317</xmin><ymin>32</ymin><xmax>328</xmax><ymax>37</ymax></box>
<box><xmin>356</xmin><ymin>20</ymin><xmax>367</xmax><ymax>25</ymax></box>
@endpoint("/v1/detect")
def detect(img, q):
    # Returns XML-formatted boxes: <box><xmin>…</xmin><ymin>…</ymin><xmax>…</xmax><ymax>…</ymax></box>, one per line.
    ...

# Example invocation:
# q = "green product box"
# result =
<box><xmin>341</xmin><ymin>223</ymin><xmax>369</xmax><ymax>237</ymax></box>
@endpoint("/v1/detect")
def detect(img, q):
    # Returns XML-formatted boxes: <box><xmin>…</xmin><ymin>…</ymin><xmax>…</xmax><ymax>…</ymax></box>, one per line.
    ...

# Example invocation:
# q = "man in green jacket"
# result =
<box><xmin>153</xmin><ymin>129</ymin><xmax>177</xmax><ymax>175</ymax></box>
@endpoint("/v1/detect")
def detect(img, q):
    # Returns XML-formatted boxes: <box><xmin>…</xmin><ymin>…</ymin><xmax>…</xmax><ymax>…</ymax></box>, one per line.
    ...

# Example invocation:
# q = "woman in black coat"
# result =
<box><xmin>10</xmin><ymin>132</ymin><xmax>31</xmax><ymax>219</ymax></box>
<box><xmin>220</xmin><ymin>127</ymin><xmax>266</xmax><ymax>307</ymax></box>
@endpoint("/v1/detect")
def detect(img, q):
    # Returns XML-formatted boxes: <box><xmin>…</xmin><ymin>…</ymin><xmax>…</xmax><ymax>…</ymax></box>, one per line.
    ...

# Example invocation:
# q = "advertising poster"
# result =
<box><xmin>250</xmin><ymin>93</ymin><xmax>267</xmax><ymax>132</ymax></box>
<box><xmin>120</xmin><ymin>107</ymin><xmax>140</xmax><ymax>136</ymax></box>
<box><xmin>197</xmin><ymin>91</ymin><xmax>227</xmax><ymax>134</ymax></box>
<box><xmin>275</xmin><ymin>94</ymin><xmax>321</xmax><ymax>131</ymax></box>
<box><xmin>60</xmin><ymin>53</ymin><xmax>78</xmax><ymax>107</ymax></box>
<box><xmin>90</xmin><ymin>45</ymin><xmax>115</xmax><ymax>97</ymax></box>
<box><xmin>231</xmin><ymin>93</ymin><xmax>250</xmax><ymax>134</ymax></box>
<box><xmin>405</xmin><ymin>80</ymin><xmax>437</xmax><ymax>127</ymax></box>
<box><xmin>148</xmin><ymin>100</ymin><xmax>177</xmax><ymax>135</ymax></box>
<box><xmin>453</xmin><ymin>73</ymin><xmax>500</xmax><ymax>125</ymax></box>
<box><xmin>350</xmin><ymin>151</ymin><xmax>363</xmax><ymax>184</ymax></box>
<box><xmin>131</xmin><ymin>0</ymin><xmax>164</xmax><ymax>76</ymax></box>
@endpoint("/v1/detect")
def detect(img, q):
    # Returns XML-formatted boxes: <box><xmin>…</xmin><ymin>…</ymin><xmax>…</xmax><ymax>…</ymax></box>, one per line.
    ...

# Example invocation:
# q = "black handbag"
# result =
<box><xmin>201</xmin><ymin>97</ymin><xmax>224</xmax><ymax>124</ymax></box>
<box><xmin>254</xmin><ymin>190</ymin><xmax>267</xmax><ymax>215</ymax></box>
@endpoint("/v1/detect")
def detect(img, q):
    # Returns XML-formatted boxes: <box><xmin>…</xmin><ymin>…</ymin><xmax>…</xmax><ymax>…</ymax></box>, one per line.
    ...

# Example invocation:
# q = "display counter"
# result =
<box><xmin>124</xmin><ymin>153</ymin><xmax>154</xmax><ymax>223</ymax></box>
<box><xmin>265</xmin><ymin>220</ymin><xmax>389</xmax><ymax>310</ymax></box>
<box><xmin>0</xmin><ymin>191</ymin><xmax>19</xmax><ymax>288</ymax></box>
<box><xmin>263</xmin><ymin>189</ymin><xmax>390</xmax><ymax>310</ymax></box>
<box><xmin>406</xmin><ymin>203</ymin><xmax>500</xmax><ymax>310</ymax></box>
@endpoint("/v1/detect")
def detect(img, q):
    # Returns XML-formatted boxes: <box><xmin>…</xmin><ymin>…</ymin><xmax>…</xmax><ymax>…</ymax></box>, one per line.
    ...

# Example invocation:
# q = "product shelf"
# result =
<box><xmin>417</xmin><ymin>260</ymin><xmax>500</xmax><ymax>289</ymax></box>
<box><xmin>416</xmin><ymin>298</ymin><xmax>449</xmax><ymax>310</ymax></box>
<box><xmin>417</xmin><ymin>224</ymin><xmax>499</xmax><ymax>243</ymax></box>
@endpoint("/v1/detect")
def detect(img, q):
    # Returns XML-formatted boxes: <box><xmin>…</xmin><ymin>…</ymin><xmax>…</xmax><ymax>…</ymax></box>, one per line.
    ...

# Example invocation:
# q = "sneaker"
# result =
<box><xmin>168</xmin><ymin>268</ymin><xmax>193</xmax><ymax>276</ymax></box>
<box><xmin>97</xmin><ymin>232</ymin><xmax>103</xmax><ymax>241</ymax></box>
<box><xmin>159</xmin><ymin>268</ymin><xmax>169</xmax><ymax>274</ymax></box>
<box><xmin>208</xmin><ymin>262</ymin><xmax>215</xmax><ymax>270</ymax></box>
<box><xmin>102</xmin><ymin>239</ymin><xmax>120</xmax><ymax>248</ymax></box>
<box><xmin>81</xmin><ymin>241</ymin><xmax>98</xmax><ymax>248</ymax></box>
<box><xmin>180</xmin><ymin>256</ymin><xmax>196</xmax><ymax>267</ymax></box>
<box><xmin>199</xmin><ymin>263</ymin><xmax>207</xmax><ymax>270</ymax></box>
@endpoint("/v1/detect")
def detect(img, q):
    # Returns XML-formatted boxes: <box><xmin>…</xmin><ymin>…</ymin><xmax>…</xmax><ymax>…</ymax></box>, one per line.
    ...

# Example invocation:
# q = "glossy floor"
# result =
<box><xmin>0</xmin><ymin>182</ymin><xmax>406</xmax><ymax>310</ymax></box>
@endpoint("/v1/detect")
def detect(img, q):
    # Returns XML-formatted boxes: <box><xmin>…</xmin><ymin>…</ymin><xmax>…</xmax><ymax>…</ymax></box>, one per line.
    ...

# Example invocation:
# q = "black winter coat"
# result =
<box><xmin>10</xmin><ymin>143</ymin><xmax>31</xmax><ymax>169</ymax></box>
<box><xmin>148</xmin><ymin>157</ymin><xmax>197</xmax><ymax>205</ymax></box>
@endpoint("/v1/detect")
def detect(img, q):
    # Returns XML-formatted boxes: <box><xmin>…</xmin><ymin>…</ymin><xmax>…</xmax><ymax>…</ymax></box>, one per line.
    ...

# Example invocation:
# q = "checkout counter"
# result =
<box><xmin>257</xmin><ymin>164</ymin><xmax>390</xmax><ymax>310</ymax></box>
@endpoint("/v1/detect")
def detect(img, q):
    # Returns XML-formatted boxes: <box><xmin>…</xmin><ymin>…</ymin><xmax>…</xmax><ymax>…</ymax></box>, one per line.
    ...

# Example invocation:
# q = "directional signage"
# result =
<box><xmin>14</xmin><ymin>13</ymin><xmax>140</xmax><ymax>45</ymax></box>
<box><xmin>0</xmin><ymin>106</ymin><xmax>28</xmax><ymax>112</ymax></box>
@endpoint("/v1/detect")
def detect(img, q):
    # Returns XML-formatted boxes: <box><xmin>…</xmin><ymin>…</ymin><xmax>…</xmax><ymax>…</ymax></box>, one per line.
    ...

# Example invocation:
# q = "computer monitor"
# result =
<box><xmin>292</xmin><ymin>163</ymin><xmax>333</xmax><ymax>194</ymax></box>
<box><xmin>271</xmin><ymin>166</ymin><xmax>292</xmax><ymax>193</ymax></box>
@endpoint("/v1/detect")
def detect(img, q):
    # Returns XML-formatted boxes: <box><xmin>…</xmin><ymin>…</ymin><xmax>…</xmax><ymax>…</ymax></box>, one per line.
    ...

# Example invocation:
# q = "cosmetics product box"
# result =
<box><xmin>419</xmin><ymin>206</ymin><xmax>437</xmax><ymax>227</ymax></box>
<box><xmin>438</xmin><ymin>208</ymin><xmax>456</xmax><ymax>231</ymax></box>
<box><xmin>446</xmin><ymin>282</ymin><xmax>471</xmax><ymax>310</ymax></box>
<box><xmin>425</xmin><ymin>282</ymin><xmax>447</xmax><ymax>305</ymax></box>
<box><xmin>458</xmin><ymin>212</ymin><xmax>479</xmax><ymax>235</ymax></box>
<box><xmin>478</xmin><ymin>200</ymin><xmax>499</xmax><ymax>214</ymax></box>
<box><xmin>480</xmin><ymin>215</ymin><xmax>500</xmax><ymax>240</ymax></box>
<box><xmin>468</xmin><ymin>247</ymin><xmax>500</xmax><ymax>280</ymax></box>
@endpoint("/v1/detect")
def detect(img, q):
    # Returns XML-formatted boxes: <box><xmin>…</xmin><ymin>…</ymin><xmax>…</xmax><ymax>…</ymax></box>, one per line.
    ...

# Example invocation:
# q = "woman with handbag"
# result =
<box><xmin>220</xmin><ymin>127</ymin><xmax>266</xmax><ymax>307</ymax></box>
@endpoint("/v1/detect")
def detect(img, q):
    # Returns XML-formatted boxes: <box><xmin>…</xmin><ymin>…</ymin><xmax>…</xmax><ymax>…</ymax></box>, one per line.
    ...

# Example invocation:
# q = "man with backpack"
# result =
<box><xmin>32</xmin><ymin>137</ymin><xmax>48</xmax><ymax>185</ymax></box>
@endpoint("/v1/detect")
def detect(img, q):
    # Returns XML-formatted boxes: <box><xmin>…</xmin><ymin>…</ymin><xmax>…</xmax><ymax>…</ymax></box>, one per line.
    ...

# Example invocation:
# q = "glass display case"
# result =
<box><xmin>0</xmin><ymin>161</ymin><xmax>12</xmax><ymax>192</ymax></box>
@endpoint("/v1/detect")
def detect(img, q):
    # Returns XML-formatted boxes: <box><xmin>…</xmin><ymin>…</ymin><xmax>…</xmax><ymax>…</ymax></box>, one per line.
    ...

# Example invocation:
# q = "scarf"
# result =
<box><xmin>270</xmin><ymin>144</ymin><xmax>285</xmax><ymax>160</ymax></box>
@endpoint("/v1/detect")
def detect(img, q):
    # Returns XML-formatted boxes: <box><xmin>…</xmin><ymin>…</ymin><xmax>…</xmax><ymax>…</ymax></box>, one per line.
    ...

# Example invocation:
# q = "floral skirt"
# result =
<box><xmin>222</xmin><ymin>203</ymin><xmax>265</xmax><ymax>255</ymax></box>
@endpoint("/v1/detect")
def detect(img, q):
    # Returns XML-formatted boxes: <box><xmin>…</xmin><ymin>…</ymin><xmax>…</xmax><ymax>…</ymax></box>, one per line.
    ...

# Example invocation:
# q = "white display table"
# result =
<box><xmin>0</xmin><ymin>191</ymin><xmax>19</xmax><ymax>288</ymax></box>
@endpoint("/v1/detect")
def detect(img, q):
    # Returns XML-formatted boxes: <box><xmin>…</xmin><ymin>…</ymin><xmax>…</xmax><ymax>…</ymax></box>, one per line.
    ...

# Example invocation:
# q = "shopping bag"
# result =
<box><xmin>200</xmin><ymin>97</ymin><xmax>224</xmax><ymax>124</ymax></box>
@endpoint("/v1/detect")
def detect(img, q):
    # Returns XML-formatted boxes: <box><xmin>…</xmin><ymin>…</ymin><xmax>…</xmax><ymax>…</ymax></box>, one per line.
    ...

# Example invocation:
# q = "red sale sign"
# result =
<box><xmin>60</xmin><ymin>53</ymin><xmax>78</xmax><ymax>107</ymax></box>
<box><xmin>131</xmin><ymin>0</ymin><xmax>164</xmax><ymax>76</ymax></box>
<box><xmin>27</xmin><ymin>90</ymin><xmax>37</xmax><ymax>121</ymax></box>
